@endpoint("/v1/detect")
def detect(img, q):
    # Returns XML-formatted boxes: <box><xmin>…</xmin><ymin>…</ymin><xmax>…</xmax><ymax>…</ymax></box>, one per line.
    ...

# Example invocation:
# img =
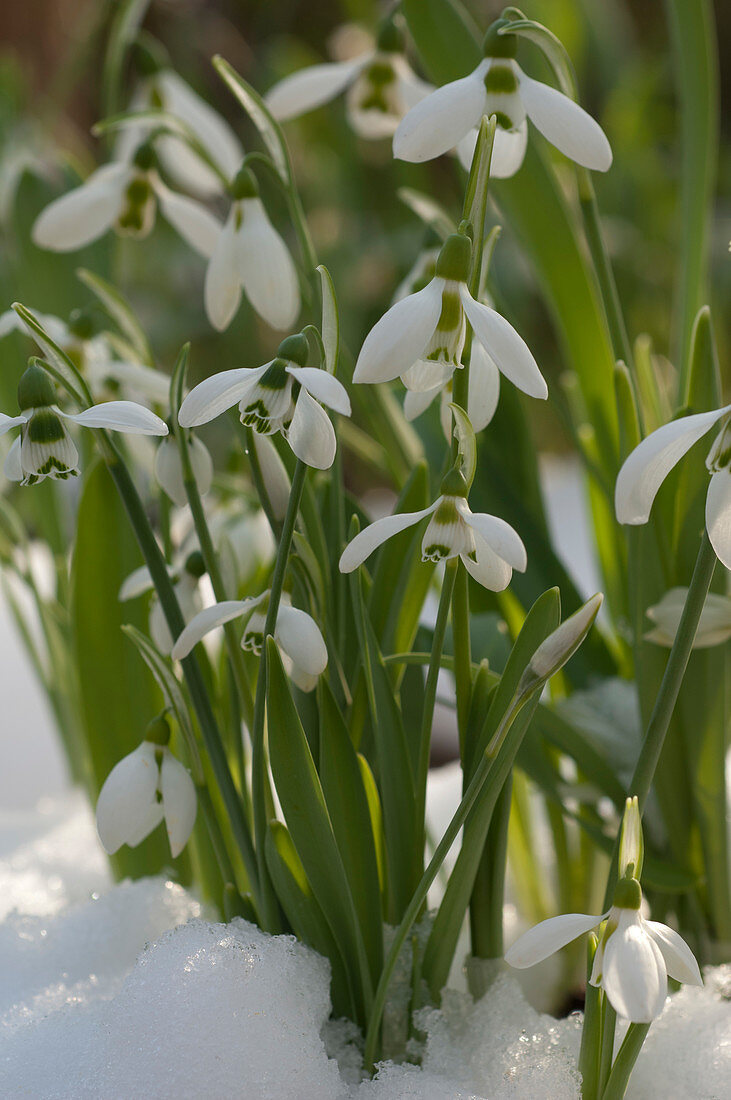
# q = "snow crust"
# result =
<box><xmin>1</xmin><ymin>793</ymin><xmax>729</xmax><ymax>1099</ymax></box>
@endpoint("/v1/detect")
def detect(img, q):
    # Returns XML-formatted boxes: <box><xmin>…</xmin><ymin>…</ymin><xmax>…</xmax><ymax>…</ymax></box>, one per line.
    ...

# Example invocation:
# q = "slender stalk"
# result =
<box><xmin>578</xmin><ymin>941</ymin><xmax>602</xmax><ymax>1098</ymax></box>
<box><xmin>470</xmin><ymin>772</ymin><xmax>512</xmax><ymax>959</ymax></box>
<box><xmin>598</xmin><ymin>1003</ymin><xmax>617</xmax><ymax>1096</ymax></box>
<box><xmin>452</xmin><ymin>562</ymin><xmax>472</xmax><ymax>751</ymax></box>
<box><xmin>600</xmin><ymin>1024</ymin><xmax>650</xmax><ymax>1100</ymax></box>
<box><xmin>242</xmin><ymin>423</ymin><xmax>283</xmax><ymax>538</ymax></box>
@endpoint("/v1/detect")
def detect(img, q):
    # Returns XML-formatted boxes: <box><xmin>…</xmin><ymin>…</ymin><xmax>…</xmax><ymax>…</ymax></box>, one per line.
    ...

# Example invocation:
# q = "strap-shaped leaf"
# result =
<box><xmin>213</xmin><ymin>56</ymin><xmax>290</xmax><ymax>183</ymax></box>
<box><xmin>77</xmin><ymin>268</ymin><xmax>155</xmax><ymax>368</ymax></box>
<box><xmin>402</xmin><ymin>0</ymin><xmax>481</xmax><ymax>84</ymax></box>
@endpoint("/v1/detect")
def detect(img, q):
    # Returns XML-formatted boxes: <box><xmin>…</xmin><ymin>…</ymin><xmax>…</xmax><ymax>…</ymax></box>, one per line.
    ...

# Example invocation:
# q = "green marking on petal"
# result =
<box><xmin>27</xmin><ymin>408</ymin><xmax>65</xmax><ymax>444</ymax></box>
<box><xmin>484</xmin><ymin>62</ymin><xmax>518</xmax><ymax>95</ymax></box>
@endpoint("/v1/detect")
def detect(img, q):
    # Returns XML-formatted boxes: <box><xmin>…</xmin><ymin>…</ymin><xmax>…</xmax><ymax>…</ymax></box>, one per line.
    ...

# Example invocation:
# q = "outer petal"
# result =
<box><xmin>62</xmin><ymin>400</ymin><xmax>168</xmax><ymax>436</ymax></box>
<box><xmin>505</xmin><ymin>911</ymin><xmax>604</xmax><ymax>968</ymax></box>
<box><xmin>705</xmin><ymin>468</ymin><xmax>731</xmax><ymax>569</ymax></box>
<box><xmin>646</xmin><ymin>588</ymin><xmax>731</xmax><ymax>649</ymax></box>
<box><xmin>457</xmin><ymin>122</ymin><xmax>528</xmax><ymax>179</ymax></box>
<box><xmin>460</xmin><ymin>286</ymin><xmax>547</xmax><ymax>399</ymax></box>
<box><xmin>119</xmin><ymin>564</ymin><xmax>155</xmax><ymax>601</ymax></box>
<box><xmin>3</xmin><ymin>436</ymin><xmax>23</xmax><ymax>482</ymax></box>
<box><xmin>517</xmin><ymin>70</ymin><xmax>612</xmax><ymax>172</ymax></box>
<box><xmin>178</xmin><ymin>364</ymin><xmax>270</xmax><ymax>427</ymax></box>
<box><xmin>251</xmin><ymin>433</ymin><xmax>291</xmax><ymax>521</ymax></box>
<box><xmin>171</xmin><ymin>597</ymin><xmax>264</xmax><ymax>660</ymax></box>
<box><xmin>236</xmin><ymin>200</ymin><xmax>300</xmax><ymax>331</ymax></box>
<box><xmin>645</xmin><ymin>920</ymin><xmax>703</xmax><ymax>987</ymax></box>
<box><xmin>286</xmin><ymin>366</ymin><xmax>351</xmax><ymax>416</ymax></box>
<box><xmin>95</xmin><ymin>742</ymin><xmax>160</xmax><ymax>854</ymax></box>
<box><xmin>460</xmin><ymin>505</ymin><xmax>527</xmax><ymax>571</ymax></box>
<box><xmin>286</xmin><ymin>388</ymin><xmax>336</xmax><ymax>470</ymax></box>
<box><xmin>393</xmin><ymin>65</ymin><xmax>488</xmax><ymax>162</ymax></box>
<box><xmin>353</xmin><ymin>279</ymin><xmax>443</xmax><ymax>384</ymax></box>
<box><xmin>155</xmin><ymin>435</ymin><xmax>213</xmax><ymax>509</ymax></box>
<box><xmin>405</xmin><ymin>386</ymin><xmax>440</xmax><ymax>423</ymax></box>
<box><xmin>339</xmin><ymin>505</ymin><xmax>436</xmax><ymax>573</ymax></box>
<box><xmin>155</xmin><ymin>181</ymin><xmax>222</xmax><ymax>258</ymax></box>
<box><xmin>0</xmin><ymin>412</ymin><xmax>28</xmax><ymax>436</ymax></box>
<box><xmin>158</xmin><ymin>70</ymin><xmax>243</xmax><ymax>181</ymax></box>
<box><xmin>266</xmin><ymin>58</ymin><xmax>367</xmax><ymax>121</ymax></box>
<box><xmin>467</xmin><ymin>340</ymin><xmax>501</xmax><ymax>431</ymax></box>
<box><xmin>32</xmin><ymin>163</ymin><xmax>131</xmax><ymax>251</ymax></box>
<box><xmin>123</xmin><ymin>800</ymin><xmax>165</xmax><ymax>848</ymax></box>
<box><xmin>461</xmin><ymin>537</ymin><xmax>512</xmax><ymax>592</ymax></box>
<box><xmin>275</xmin><ymin>605</ymin><xmax>328</xmax><ymax>677</ymax></box>
<box><xmin>204</xmin><ymin>214</ymin><xmax>241</xmax><ymax>331</ymax></box>
<box><xmin>614</xmin><ymin>406</ymin><xmax>731</xmax><ymax>525</ymax></box>
<box><xmin>160</xmin><ymin>750</ymin><xmax>197</xmax><ymax>858</ymax></box>
<box><xmin>601</xmin><ymin>911</ymin><xmax>667</xmax><ymax>1022</ymax></box>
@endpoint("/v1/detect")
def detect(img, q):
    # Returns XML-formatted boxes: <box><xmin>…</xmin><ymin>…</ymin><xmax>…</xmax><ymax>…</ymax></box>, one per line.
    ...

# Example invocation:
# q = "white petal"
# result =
<box><xmin>286</xmin><ymin>366</ymin><xmax>351</xmax><ymax>415</ymax></box>
<box><xmin>706</xmin><ymin>468</ymin><xmax>731</xmax><ymax>569</ymax></box>
<box><xmin>615</xmin><ymin>406</ymin><xmax>731</xmax><ymax>524</ymax></box>
<box><xmin>32</xmin><ymin>163</ymin><xmax>131</xmax><ymax>251</ymax></box>
<box><xmin>155</xmin><ymin>181</ymin><xmax>222</xmax><ymax>258</ymax></box>
<box><xmin>285</xmin><ymin>388</ymin><xmax>336</xmax><ymax>470</ymax></box>
<box><xmin>178</xmin><ymin>364</ymin><xmax>269</xmax><ymax>427</ymax></box>
<box><xmin>154</xmin><ymin>436</ymin><xmax>213</xmax><ymax>509</ymax></box>
<box><xmin>393</xmin><ymin>65</ymin><xmax>488</xmax><ymax>162</ymax></box>
<box><xmin>645</xmin><ymin>920</ymin><xmax>703</xmax><ymax>987</ymax></box>
<box><xmin>275</xmin><ymin>605</ymin><xmax>328</xmax><ymax>676</ymax></box>
<box><xmin>204</xmin><ymin>214</ymin><xmax>242</xmax><ymax>331</ymax></box>
<box><xmin>3</xmin><ymin>436</ymin><xmax>23</xmax><ymax>482</ymax></box>
<box><xmin>95</xmin><ymin>742</ymin><xmax>160</xmax><ymax>854</ymax></box>
<box><xmin>459</xmin><ymin>503</ymin><xmax>527</xmax><ymax>571</ymax></box>
<box><xmin>287</xmin><ymin>664</ymin><xmax>319</xmax><ymax>693</ymax></box>
<box><xmin>339</xmin><ymin>505</ymin><xmax>436</xmax><ymax>573</ymax></box>
<box><xmin>236</xmin><ymin>200</ymin><xmax>300</xmax><ymax>331</ymax></box>
<box><xmin>0</xmin><ymin>412</ymin><xmax>28</xmax><ymax>436</ymax></box>
<box><xmin>505</xmin><ymin>911</ymin><xmax>604</xmax><ymax>968</ymax></box>
<box><xmin>119</xmin><ymin>564</ymin><xmax>154</xmax><ymax>601</ymax></box>
<box><xmin>149</xmin><ymin>597</ymin><xmax>173</xmax><ymax>655</ymax></box>
<box><xmin>171</xmin><ymin>597</ymin><xmax>263</xmax><ymax>660</ymax></box>
<box><xmin>461</xmin><ymin>538</ymin><xmax>512</xmax><ymax>592</ymax></box>
<box><xmin>467</xmin><ymin>340</ymin><xmax>500</xmax><ymax>431</ymax></box>
<box><xmin>266</xmin><ymin>58</ymin><xmax>367</xmax><ymax>121</ymax></box>
<box><xmin>402</xmin><ymin>357</ymin><xmax>456</xmax><ymax>393</ymax></box>
<box><xmin>93</xmin><ymin>360</ymin><xmax>170</xmax><ymax>404</ymax></box>
<box><xmin>646</xmin><ymin>588</ymin><xmax>731</xmax><ymax>649</ymax></box>
<box><xmin>251</xmin><ymin>433</ymin><xmax>291</xmax><ymax>520</ymax></box>
<box><xmin>160</xmin><ymin>750</ymin><xmax>197</xmax><ymax>857</ymax></box>
<box><xmin>123</xmin><ymin>799</ymin><xmax>165</xmax><ymax>848</ymax></box>
<box><xmin>517</xmin><ymin>69</ymin><xmax>612</xmax><ymax>172</ymax></box>
<box><xmin>353</xmin><ymin>279</ymin><xmax>443</xmax><ymax>384</ymax></box>
<box><xmin>602</xmin><ymin>911</ymin><xmax>667</xmax><ymax>1022</ymax></box>
<box><xmin>405</xmin><ymin>386</ymin><xmax>440</xmax><ymax>422</ymax></box>
<box><xmin>62</xmin><ymin>400</ymin><xmax>169</xmax><ymax>436</ymax></box>
<box><xmin>158</xmin><ymin>70</ymin><xmax>243</xmax><ymax>181</ymax></box>
<box><xmin>460</xmin><ymin>286</ymin><xmax>547</xmax><ymax>399</ymax></box>
<box><xmin>457</xmin><ymin>122</ymin><xmax>528</xmax><ymax>179</ymax></box>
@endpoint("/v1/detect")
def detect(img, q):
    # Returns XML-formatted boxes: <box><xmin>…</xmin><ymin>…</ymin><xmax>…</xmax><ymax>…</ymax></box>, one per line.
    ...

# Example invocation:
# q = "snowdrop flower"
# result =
<box><xmin>96</xmin><ymin>718</ymin><xmax>196</xmax><ymax>858</ymax></box>
<box><xmin>0</xmin><ymin>361</ymin><xmax>168</xmax><ymax>486</ymax></box>
<box><xmin>171</xmin><ymin>591</ymin><xmax>328</xmax><ymax>692</ymax></box>
<box><xmin>394</xmin><ymin>19</ymin><xmax>612</xmax><ymax>176</ymax></box>
<box><xmin>154</xmin><ymin>434</ymin><xmax>214</xmax><ymax>509</ymax></box>
<box><xmin>120</xmin><ymin>551</ymin><xmax>205</xmax><ymax>655</ymax></box>
<box><xmin>178</xmin><ymin>332</ymin><xmax>350</xmax><ymax>470</ymax></box>
<box><xmin>506</xmin><ymin>798</ymin><xmax>702</xmax><ymax>1023</ymax></box>
<box><xmin>404</xmin><ymin>340</ymin><xmax>500</xmax><ymax>436</ymax></box>
<box><xmin>266</xmin><ymin>20</ymin><xmax>432</xmax><ymax>140</ymax></box>
<box><xmin>353</xmin><ymin>232</ymin><xmax>546</xmax><ymax>400</ymax></box>
<box><xmin>615</xmin><ymin>402</ymin><xmax>731</xmax><ymax>569</ymax></box>
<box><xmin>116</xmin><ymin>40</ymin><xmax>243</xmax><ymax>197</ymax></box>
<box><xmin>645</xmin><ymin>588</ymin><xmax>731</xmax><ymax>649</ymax></box>
<box><xmin>32</xmin><ymin>140</ymin><xmax>219</xmax><ymax>257</ymax></box>
<box><xmin>340</xmin><ymin>467</ymin><xmax>526</xmax><ymax>592</ymax></box>
<box><xmin>201</xmin><ymin>166</ymin><xmax>300</xmax><ymax>332</ymax></box>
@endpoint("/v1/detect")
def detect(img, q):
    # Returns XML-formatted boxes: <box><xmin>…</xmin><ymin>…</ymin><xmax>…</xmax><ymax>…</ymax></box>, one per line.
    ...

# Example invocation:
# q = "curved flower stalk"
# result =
<box><xmin>353</xmin><ymin>233</ymin><xmax>546</xmax><ymax>401</ymax></box>
<box><xmin>266</xmin><ymin>20</ymin><xmax>431</xmax><ymax>140</ymax></box>
<box><xmin>615</xmin><ymin>402</ymin><xmax>731</xmax><ymax>569</ymax></box>
<box><xmin>340</xmin><ymin>467</ymin><xmax>526</xmax><ymax>591</ymax></box>
<box><xmin>645</xmin><ymin>588</ymin><xmax>731</xmax><ymax>648</ymax></box>
<box><xmin>120</xmin><ymin>551</ymin><xmax>206</xmax><ymax>655</ymax></box>
<box><xmin>96</xmin><ymin>718</ymin><xmax>196</xmax><ymax>858</ymax></box>
<box><xmin>178</xmin><ymin>332</ymin><xmax>350</xmax><ymax>470</ymax></box>
<box><xmin>200</xmin><ymin>167</ymin><xmax>300</xmax><ymax>333</ymax></box>
<box><xmin>32</xmin><ymin>140</ymin><xmax>220</xmax><ymax>256</ymax></box>
<box><xmin>154</xmin><ymin>434</ymin><xmax>214</xmax><ymax>510</ymax></box>
<box><xmin>0</xmin><ymin>361</ymin><xmax>168</xmax><ymax>486</ymax></box>
<box><xmin>393</xmin><ymin>19</ymin><xmax>612</xmax><ymax>176</ymax></box>
<box><xmin>171</xmin><ymin>591</ymin><xmax>328</xmax><ymax>692</ymax></box>
<box><xmin>506</xmin><ymin>798</ymin><xmax>702</xmax><ymax>1022</ymax></box>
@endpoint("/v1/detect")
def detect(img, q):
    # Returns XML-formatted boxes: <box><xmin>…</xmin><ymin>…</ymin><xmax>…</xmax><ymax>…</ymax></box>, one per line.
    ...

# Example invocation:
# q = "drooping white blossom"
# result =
<box><xmin>154</xmin><ymin>434</ymin><xmax>214</xmax><ymax>509</ymax></box>
<box><xmin>393</xmin><ymin>19</ymin><xmax>612</xmax><ymax>176</ymax></box>
<box><xmin>645</xmin><ymin>588</ymin><xmax>731</xmax><ymax>649</ymax></box>
<box><xmin>120</xmin><ymin>551</ymin><xmax>205</xmax><ymax>656</ymax></box>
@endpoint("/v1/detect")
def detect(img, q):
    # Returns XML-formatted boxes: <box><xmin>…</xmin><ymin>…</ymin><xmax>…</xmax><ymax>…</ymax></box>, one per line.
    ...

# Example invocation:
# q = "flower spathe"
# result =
<box><xmin>339</xmin><ymin>468</ymin><xmax>527</xmax><ymax>592</ymax></box>
<box><xmin>645</xmin><ymin>588</ymin><xmax>731</xmax><ymax>649</ymax></box>
<box><xmin>96</xmin><ymin>739</ymin><xmax>197</xmax><ymax>858</ymax></box>
<box><xmin>353</xmin><ymin>233</ymin><xmax>546</xmax><ymax>401</ymax></box>
<box><xmin>178</xmin><ymin>333</ymin><xmax>350</xmax><ymax>470</ymax></box>
<box><xmin>393</xmin><ymin>20</ymin><xmax>612</xmax><ymax>176</ymax></box>
<box><xmin>615</xmin><ymin>402</ymin><xmax>731</xmax><ymax>569</ymax></box>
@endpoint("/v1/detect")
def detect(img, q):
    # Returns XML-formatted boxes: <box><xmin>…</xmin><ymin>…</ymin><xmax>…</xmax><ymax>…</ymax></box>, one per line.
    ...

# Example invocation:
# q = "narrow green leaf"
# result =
<box><xmin>317</xmin><ymin>265</ymin><xmax>339</xmax><ymax>375</ymax></box>
<box><xmin>213</xmin><ymin>56</ymin><xmax>289</xmax><ymax>182</ymax></box>
<box><xmin>77</xmin><ymin>267</ymin><xmax>154</xmax><ymax>367</ymax></box>
<box><xmin>402</xmin><ymin>0</ymin><xmax>481</xmax><ymax>84</ymax></box>
<box><xmin>358</xmin><ymin>754</ymin><xmax>387</xmax><ymax>903</ymax></box>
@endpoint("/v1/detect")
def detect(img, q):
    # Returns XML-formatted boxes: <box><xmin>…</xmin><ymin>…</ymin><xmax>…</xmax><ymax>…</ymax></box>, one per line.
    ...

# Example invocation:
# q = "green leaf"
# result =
<box><xmin>402</xmin><ymin>0</ymin><xmax>482</xmax><ymax>84</ymax></box>
<box><xmin>357</xmin><ymin>753</ymin><xmax>387</xmax><ymax>904</ymax></box>
<box><xmin>317</xmin><ymin>265</ymin><xmax>339</xmax><ymax>375</ymax></box>
<box><xmin>213</xmin><ymin>56</ymin><xmax>289</xmax><ymax>182</ymax></box>
<box><xmin>101</xmin><ymin>0</ymin><xmax>151</xmax><ymax>120</ymax></box>
<box><xmin>397</xmin><ymin>188</ymin><xmax>456</xmax><ymax>240</ymax></box>
<box><xmin>77</xmin><ymin>267</ymin><xmax>155</xmax><ymax>367</ymax></box>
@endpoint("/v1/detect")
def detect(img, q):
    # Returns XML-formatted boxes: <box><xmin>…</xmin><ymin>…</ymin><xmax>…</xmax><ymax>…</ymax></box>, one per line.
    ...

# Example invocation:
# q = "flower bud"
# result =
<box><xmin>618</xmin><ymin>795</ymin><xmax>644</xmax><ymax>880</ymax></box>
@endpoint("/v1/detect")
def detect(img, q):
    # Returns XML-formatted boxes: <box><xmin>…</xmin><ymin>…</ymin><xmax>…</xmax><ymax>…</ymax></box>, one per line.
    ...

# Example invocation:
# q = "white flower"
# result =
<box><xmin>201</xmin><ymin>167</ymin><xmax>300</xmax><ymax>333</ymax></box>
<box><xmin>393</xmin><ymin>20</ymin><xmax>612</xmax><ymax>176</ymax></box>
<box><xmin>171</xmin><ymin>591</ymin><xmax>328</xmax><ymax>692</ymax></box>
<box><xmin>178</xmin><ymin>333</ymin><xmax>350</xmax><ymax>470</ymax></box>
<box><xmin>266</xmin><ymin>21</ymin><xmax>432</xmax><ymax>140</ymax></box>
<box><xmin>615</xmin><ymin>403</ymin><xmax>731</xmax><ymax>569</ymax></box>
<box><xmin>0</xmin><ymin>362</ymin><xmax>168</xmax><ymax>486</ymax></box>
<box><xmin>353</xmin><ymin>233</ymin><xmax>546</xmax><ymax>401</ymax></box>
<box><xmin>32</xmin><ymin>141</ymin><xmax>220</xmax><ymax>256</ymax></box>
<box><xmin>339</xmin><ymin>467</ymin><xmax>526</xmax><ymax>592</ymax></box>
<box><xmin>120</xmin><ymin>552</ymin><xmax>205</xmax><ymax>655</ymax></box>
<box><xmin>154</xmin><ymin>435</ymin><xmax>214</xmax><ymax>509</ymax></box>
<box><xmin>404</xmin><ymin>339</ymin><xmax>500</xmax><ymax>436</ymax></box>
<box><xmin>96</xmin><ymin>736</ymin><xmax>197</xmax><ymax>858</ymax></box>
<box><xmin>645</xmin><ymin>588</ymin><xmax>731</xmax><ymax>648</ymax></box>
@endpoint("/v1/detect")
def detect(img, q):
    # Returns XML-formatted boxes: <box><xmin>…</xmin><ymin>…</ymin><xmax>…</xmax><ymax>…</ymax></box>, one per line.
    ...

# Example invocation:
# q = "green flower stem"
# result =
<box><xmin>178</xmin><ymin>426</ymin><xmax>256</xmax><ymax>733</ymax></box>
<box><xmin>197</xmin><ymin>782</ymin><xmax>238</xmax><ymax>888</ymax></box>
<box><xmin>577</xmin><ymin>170</ymin><xmax>633</xmax><ymax>371</ymax></box>
<box><xmin>250</xmin><ymin>458</ymin><xmax>308</xmax><ymax>931</ymax></box>
<box><xmin>600</xmin><ymin>1023</ymin><xmax>650</xmax><ymax>1100</ymax></box>
<box><xmin>598</xmin><ymin>1003</ymin><xmax>617</xmax><ymax>1096</ymax></box>
<box><xmin>578</xmin><ymin>941</ymin><xmax>602</xmax><ymax>1098</ymax></box>
<box><xmin>452</xmin><ymin>562</ymin><xmax>473</xmax><ymax>751</ymax></box>
<box><xmin>102</xmin><ymin>444</ymin><xmax>261</xmax><ymax>911</ymax></box>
